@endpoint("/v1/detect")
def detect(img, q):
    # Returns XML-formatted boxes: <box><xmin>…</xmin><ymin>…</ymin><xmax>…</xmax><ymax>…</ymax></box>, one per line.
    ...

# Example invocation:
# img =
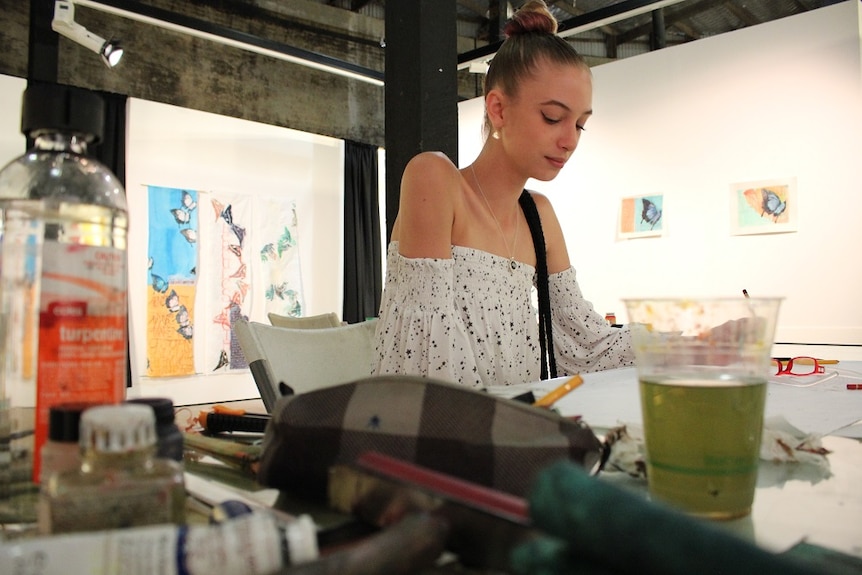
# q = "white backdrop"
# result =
<box><xmin>0</xmin><ymin>75</ymin><xmax>26</xmax><ymax>173</ymax></box>
<box><xmin>459</xmin><ymin>1</ymin><xmax>862</xmax><ymax>358</ymax></box>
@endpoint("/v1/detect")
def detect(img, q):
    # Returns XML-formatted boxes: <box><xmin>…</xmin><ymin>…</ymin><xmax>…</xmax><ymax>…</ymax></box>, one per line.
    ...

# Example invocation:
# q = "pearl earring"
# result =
<box><xmin>492</xmin><ymin>130</ymin><xmax>500</xmax><ymax>140</ymax></box>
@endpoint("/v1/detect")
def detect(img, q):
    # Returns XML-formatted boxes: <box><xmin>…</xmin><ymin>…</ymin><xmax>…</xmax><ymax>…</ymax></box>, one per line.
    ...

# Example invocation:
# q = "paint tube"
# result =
<box><xmin>0</xmin><ymin>510</ymin><xmax>318</xmax><ymax>575</ymax></box>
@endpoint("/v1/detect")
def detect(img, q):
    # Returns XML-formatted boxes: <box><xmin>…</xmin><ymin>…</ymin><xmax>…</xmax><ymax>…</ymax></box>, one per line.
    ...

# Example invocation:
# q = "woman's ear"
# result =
<box><xmin>485</xmin><ymin>88</ymin><xmax>506</xmax><ymax>132</ymax></box>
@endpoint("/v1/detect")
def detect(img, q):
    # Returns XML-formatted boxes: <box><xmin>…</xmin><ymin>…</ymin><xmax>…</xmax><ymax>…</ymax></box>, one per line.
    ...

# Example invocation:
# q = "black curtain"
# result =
<box><xmin>92</xmin><ymin>90</ymin><xmax>128</xmax><ymax>189</ymax></box>
<box><xmin>92</xmin><ymin>91</ymin><xmax>130</xmax><ymax>387</ymax></box>
<box><xmin>343</xmin><ymin>140</ymin><xmax>382</xmax><ymax>324</ymax></box>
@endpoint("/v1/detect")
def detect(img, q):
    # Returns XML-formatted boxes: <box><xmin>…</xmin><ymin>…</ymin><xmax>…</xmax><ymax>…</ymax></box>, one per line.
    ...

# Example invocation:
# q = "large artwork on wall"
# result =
<box><xmin>146</xmin><ymin>186</ymin><xmax>198</xmax><ymax>377</ymax></box>
<box><xmin>729</xmin><ymin>177</ymin><xmax>797</xmax><ymax>235</ymax></box>
<box><xmin>142</xmin><ymin>186</ymin><xmax>305</xmax><ymax>379</ymax></box>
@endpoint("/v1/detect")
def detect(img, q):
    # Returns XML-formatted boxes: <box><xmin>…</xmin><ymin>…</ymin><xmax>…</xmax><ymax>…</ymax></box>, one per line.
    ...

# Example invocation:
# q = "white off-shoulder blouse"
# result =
<box><xmin>373</xmin><ymin>242</ymin><xmax>633</xmax><ymax>388</ymax></box>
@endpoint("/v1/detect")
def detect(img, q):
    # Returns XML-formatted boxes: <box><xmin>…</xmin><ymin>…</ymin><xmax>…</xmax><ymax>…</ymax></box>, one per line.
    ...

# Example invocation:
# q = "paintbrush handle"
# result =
<box><xmin>533</xmin><ymin>375</ymin><xmax>584</xmax><ymax>408</ymax></box>
<box><xmin>278</xmin><ymin>513</ymin><xmax>448</xmax><ymax>575</ymax></box>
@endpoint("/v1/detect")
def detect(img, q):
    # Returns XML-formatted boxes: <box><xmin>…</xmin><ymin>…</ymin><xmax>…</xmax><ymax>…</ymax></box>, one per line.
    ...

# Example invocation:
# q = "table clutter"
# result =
<box><xmin>3</xmin><ymin>362</ymin><xmax>861</xmax><ymax>574</ymax></box>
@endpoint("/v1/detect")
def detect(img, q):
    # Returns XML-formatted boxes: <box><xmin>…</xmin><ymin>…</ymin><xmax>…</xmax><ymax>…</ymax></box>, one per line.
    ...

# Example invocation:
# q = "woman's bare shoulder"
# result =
<box><xmin>396</xmin><ymin>152</ymin><xmax>463</xmax><ymax>257</ymax></box>
<box><xmin>400</xmin><ymin>151</ymin><xmax>463</xmax><ymax>216</ymax></box>
<box><xmin>403</xmin><ymin>151</ymin><xmax>460</xmax><ymax>180</ymax></box>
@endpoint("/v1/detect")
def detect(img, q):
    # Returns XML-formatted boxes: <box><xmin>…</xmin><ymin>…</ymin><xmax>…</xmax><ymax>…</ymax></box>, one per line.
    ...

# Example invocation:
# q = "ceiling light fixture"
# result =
<box><xmin>52</xmin><ymin>0</ymin><xmax>124</xmax><ymax>68</ymax></box>
<box><xmin>70</xmin><ymin>0</ymin><xmax>383</xmax><ymax>86</ymax></box>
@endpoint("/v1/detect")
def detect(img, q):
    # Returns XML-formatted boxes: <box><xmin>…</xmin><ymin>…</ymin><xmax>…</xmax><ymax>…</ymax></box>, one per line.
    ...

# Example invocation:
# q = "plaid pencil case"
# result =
<box><xmin>257</xmin><ymin>375</ymin><xmax>605</xmax><ymax>501</ymax></box>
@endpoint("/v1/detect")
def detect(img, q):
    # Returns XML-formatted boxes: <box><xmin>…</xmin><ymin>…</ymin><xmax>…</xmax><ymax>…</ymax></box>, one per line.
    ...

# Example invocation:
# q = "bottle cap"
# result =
<box><xmin>80</xmin><ymin>404</ymin><xmax>157</xmax><ymax>453</ymax></box>
<box><xmin>127</xmin><ymin>397</ymin><xmax>175</xmax><ymax>424</ymax></box>
<box><xmin>21</xmin><ymin>82</ymin><xmax>104</xmax><ymax>143</ymax></box>
<box><xmin>285</xmin><ymin>514</ymin><xmax>320</xmax><ymax>564</ymax></box>
<box><xmin>48</xmin><ymin>402</ymin><xmax>101</xmax><ymax>442</ymax></box>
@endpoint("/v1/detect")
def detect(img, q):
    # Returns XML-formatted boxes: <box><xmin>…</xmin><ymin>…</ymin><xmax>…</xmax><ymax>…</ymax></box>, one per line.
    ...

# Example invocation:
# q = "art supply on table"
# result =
<box><xmin>625</xmin><ymin>297</ymin><xmax>782</xmax><ymax>519</ymax></box>
<box><xmin>329</xmin><ymin>451</ymin><xmax>534</xmax><ymax>571</ymax></box>
<box><xmin>0</xmin><ymin>83</ymin><xmax>129</xmax><ymax>526</ymax></box>
<box><xmin>198</xmin><ymin>407</ymin><xmax>270</xmax><ymax>435</ymax></box>
<box><xmin>38</xmin><ymin>403</ymin><xmax>101</xmax><ymax>484</ymax></box>
<box><xmin>514</xmin><ymin>459</ymin><xmax>836</xmax><ymax>575</ymax></box>
<box><xmin>1</xmin><ymin>511</ymin><xmax>318</xmax><ymax>575</ymax></box>
<box><xmin>182</xmin><ymin>432</ymin><xmax>262</xmax><ymax>476</ymax></box>
<box><xmin>533</xmin><ymin>375</ymin><xmax>584</xmax><ymax>408</ymax></box>
<box><xmin>772</xmin><ymin>357</ymin><xmax>838</xmax><ymax>365</ymax></box>
<box><xmin>208</xmin><ymin>500</ymin><xmax>318</xmax><ymax>563</ymax></box>
<box><xmin>40</xmin><ymin>404</ymin><xmax>185</xmax><ymax>534</ymax></box>
<box><xmin>743</xmin><ymin>289</ymin><xmax>750</xmax><ymax>298</ymax></box>
<box><xmin>127</xmin><ymin>397</ymin><xmax>184</xmax><ymax>462</ymax></box>
<box><xmin>604</xmin><ymin>311</ymin><xmax>617</xmax><ymax>325</ymax></box>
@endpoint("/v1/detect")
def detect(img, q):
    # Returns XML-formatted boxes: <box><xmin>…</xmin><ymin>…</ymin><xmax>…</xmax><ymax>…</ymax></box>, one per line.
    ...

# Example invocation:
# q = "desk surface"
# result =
<box><xmin>189</xmin><ymin>364</ymin><xmax>862</xmax><ymax>561</ymax></box>
<box><xmin>488</xmin><ymin>363</ymin><xmax>862</xmax><ymax>560</ymax></box>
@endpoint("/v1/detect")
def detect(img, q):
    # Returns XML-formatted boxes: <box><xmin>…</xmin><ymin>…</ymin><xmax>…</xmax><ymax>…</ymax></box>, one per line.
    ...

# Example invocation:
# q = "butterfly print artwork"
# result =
<box><xmin>742</xmin><ymin>186</ymin><xmax>789</xmax><ymax>223</ymax></box>
<box><xmin>641</xmin><ymin>198</ymin><xmax>662</xmax><ymax>230</ymax></box>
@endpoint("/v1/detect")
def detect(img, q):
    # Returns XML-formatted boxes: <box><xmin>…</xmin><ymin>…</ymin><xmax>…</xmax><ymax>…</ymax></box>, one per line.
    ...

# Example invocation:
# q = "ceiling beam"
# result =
<box><xmin>76</xmin><ymin>0</ymin><xmax>384</xmax><ymax>84</ymax></box>
<box><xmin>458</xmin><ymin>0</ymin><xmax>688</xmax><ymax>68</ymax></box>
<box><xmin>613</xmin><ymin>0</ymin><xmax>720</xmax><ymax>46</ymax></box>
<box><xmin>722</xmin><ymin>0</ymin><xmax>760</xmax><ymax>27</ymax></box>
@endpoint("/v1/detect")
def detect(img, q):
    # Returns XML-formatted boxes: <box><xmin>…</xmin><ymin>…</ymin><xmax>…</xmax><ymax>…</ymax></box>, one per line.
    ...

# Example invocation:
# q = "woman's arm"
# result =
<box><xmin>394</xmin><ymin>152</ymin><xmax>462</xmax><ymax>259</ymax></box>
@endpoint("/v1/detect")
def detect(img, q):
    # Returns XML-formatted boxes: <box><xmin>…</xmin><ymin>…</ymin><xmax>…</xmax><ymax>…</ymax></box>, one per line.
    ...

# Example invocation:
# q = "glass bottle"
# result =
<box><xmin>127</xmin><ymin>397</ymin><xmax>184</xmax><ymax>462</ymax></box>
<box><xmin>41</xmin><ymin>404</ymin><xmax>186</xmax><ymax>534</ymax></box>
<box><xmin>0</xmin><ymin>82</ymin><xmax>129</xmax><ymax>524</ymax></box>
<box><xmin>39</xmin><ymin>402</ymin><xmax>98</xmax><ymax>484</ymax></box>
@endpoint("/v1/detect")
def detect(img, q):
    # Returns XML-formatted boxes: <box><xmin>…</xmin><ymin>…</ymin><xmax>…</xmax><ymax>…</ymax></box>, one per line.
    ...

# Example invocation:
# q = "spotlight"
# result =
<box><xmin>52</xmin><ymin>0</ymin><xmax>124</xmax><ymax>68</ymax></box>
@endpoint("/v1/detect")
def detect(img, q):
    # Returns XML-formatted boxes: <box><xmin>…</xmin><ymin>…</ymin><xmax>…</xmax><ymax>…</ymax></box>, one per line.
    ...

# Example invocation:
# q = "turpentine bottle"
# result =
<box><xmin>0</xmin><ymin>82</ymin><xmax>129</xmax><ymax>526</ymax></box>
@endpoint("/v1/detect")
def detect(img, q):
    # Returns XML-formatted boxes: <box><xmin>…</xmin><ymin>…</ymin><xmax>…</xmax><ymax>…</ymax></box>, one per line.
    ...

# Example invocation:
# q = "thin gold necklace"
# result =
<box><xmin>470</xmin><ymin>164</ymin><xmax>519</xmax><ymax>271</ymax></box>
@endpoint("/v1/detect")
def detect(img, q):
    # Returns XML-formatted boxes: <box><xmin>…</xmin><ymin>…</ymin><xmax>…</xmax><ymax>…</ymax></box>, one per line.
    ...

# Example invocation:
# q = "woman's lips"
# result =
<box><xmin>546</xmin><ymin>156</ymin><xmax>566</xmax><ymax>169</ymax></box>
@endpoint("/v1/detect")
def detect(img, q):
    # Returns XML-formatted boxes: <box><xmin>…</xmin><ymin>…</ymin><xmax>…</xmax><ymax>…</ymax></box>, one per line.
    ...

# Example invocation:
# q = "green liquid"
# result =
<box><xmin>640</xmin><ymin>376</ymin><xmax>766</xmax><ymax>519</ymax></box>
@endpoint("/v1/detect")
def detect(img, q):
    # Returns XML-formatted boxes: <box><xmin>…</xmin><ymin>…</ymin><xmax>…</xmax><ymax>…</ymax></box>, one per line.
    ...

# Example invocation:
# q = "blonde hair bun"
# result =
<box><xmin>505</xmin><ymin>1</ymin><xmax>558</xmax><ymax>37</ymax></box>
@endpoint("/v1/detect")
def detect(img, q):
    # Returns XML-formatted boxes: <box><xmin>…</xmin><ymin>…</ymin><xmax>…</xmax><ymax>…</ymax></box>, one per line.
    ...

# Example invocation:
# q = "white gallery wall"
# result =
<box><xmin>0</xmin><ymin>75</ymin><xmax>26</xmax><ymax>171</ymax></box>
<box><xmin>460</xmin><ymin>0</ymin><xmax>862</xmax><ymax>357</ymax></box>
<box><xmin>1</xmin><ymin>0</ymin><xmax>859</xmax><ymax>405</ymax></box>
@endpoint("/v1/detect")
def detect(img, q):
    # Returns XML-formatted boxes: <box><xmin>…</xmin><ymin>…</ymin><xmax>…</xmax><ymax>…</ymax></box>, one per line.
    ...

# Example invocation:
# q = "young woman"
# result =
<box><xmin>373</xmin><ymin>0</ymin><xmax>633</xmax><ymax>388</ymax></box>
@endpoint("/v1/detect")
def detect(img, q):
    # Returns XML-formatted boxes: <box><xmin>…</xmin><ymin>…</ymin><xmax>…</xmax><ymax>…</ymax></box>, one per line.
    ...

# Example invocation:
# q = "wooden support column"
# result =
<box><xmin>383</xmin><ymin>0</ymin><xmax>458</xmax><ymax>241</ymax></box>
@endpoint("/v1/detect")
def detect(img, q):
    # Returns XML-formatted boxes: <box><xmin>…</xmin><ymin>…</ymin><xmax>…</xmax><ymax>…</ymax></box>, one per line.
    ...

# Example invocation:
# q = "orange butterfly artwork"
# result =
<box><xmin>742</xmin><ymin>186</ymin><xmax>789</xmax><ymax>223</ymax></box>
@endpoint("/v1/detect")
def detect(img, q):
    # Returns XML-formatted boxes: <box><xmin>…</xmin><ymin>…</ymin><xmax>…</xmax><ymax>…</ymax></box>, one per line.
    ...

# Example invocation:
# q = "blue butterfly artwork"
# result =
<box><xmin>742</xmin><ymin>186</ymin><xmax>789</xmax><ymax>224</ymax></box>
<box><xmin>640</xmin><ymin>197</ymin><xmax>663</xmax><ymax>230</ymax></box>
<box><xmin>760</xmin><ymin>189</ymin><xmax>786</xmax><ymax>220</ymax></box>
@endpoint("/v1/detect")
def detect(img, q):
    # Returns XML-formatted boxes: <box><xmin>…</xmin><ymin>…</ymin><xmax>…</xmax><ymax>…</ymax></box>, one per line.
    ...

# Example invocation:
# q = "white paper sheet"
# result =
<box><xmin>487</xmin><ymin>362</ymin><xmax>862</xmax><ymax>438</ymax></box>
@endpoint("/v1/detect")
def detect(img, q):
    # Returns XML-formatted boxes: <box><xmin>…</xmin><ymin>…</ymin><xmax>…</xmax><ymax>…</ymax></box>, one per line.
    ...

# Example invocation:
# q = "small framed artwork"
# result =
<box><xmin>619</xmin><ymin>194</ymin><xmax>664</xmax><ymax>239</ymax></box>
<box><xmin>730</xmin><ymin>177</ymin><xmax>797</xmax><ymax>235</ymax></box>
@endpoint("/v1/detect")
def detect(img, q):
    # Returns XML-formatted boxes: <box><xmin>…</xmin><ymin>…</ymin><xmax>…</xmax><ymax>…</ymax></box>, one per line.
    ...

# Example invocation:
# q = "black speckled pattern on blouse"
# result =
<box><xmin>374</xmin><ymin>243</ymin><xmax>634</xmax><ymax>388</ymax></box>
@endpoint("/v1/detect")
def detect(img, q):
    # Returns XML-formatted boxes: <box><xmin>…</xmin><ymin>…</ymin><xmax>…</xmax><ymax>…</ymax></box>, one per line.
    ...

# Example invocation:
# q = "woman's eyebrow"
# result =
<box><xmin>540</xmin><ymin>99</ymin><xmax>592</xmax><ymax>116</ymax></box>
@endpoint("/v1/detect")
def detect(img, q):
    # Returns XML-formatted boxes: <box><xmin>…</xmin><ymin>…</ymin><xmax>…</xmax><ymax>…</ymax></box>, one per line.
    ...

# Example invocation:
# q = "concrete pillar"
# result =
<box><xmin>383</xmin><ymin>0</ymin><xmax>458</xmax><ymax>241</ymax></box>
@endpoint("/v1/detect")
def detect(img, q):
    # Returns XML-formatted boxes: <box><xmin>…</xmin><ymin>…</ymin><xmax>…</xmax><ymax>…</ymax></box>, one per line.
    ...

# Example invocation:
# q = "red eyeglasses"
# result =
<box><xmin>772</xmin><ymin>356</ymin><xmax>827</xmax><ymax>376</ymax></box>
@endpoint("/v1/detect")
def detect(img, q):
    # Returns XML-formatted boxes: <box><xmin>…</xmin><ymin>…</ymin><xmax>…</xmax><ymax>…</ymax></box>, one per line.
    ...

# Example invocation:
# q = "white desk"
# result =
<box><xmin>489</xmin><ymin>362</ymin><xmax>862</xmax><ymax>560</ymax></box>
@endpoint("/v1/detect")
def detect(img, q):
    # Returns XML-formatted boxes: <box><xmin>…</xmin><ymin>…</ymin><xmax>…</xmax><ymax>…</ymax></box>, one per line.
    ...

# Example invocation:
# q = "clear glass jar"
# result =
<box><xmin>0</xmin><ymin>82</ymin><xmax>128</xmax><ymax>525</ymax></box>
<box><xmin>41</xmin><ymin>404</ymin><xmax>185</xmax><ymax>534</ymax></box>
<box><xmin>127</xmin><ymin>397</ymin><xmax>184</xmax><ymax>463</ymax></box>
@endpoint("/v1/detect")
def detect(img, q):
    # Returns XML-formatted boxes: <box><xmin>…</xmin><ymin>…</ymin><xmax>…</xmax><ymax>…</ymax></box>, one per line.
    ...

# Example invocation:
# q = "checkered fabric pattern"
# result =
<box><xmin>257</xmin><ymin>375</ymin><xmax>605</xmax><ymax>501</ymax></box>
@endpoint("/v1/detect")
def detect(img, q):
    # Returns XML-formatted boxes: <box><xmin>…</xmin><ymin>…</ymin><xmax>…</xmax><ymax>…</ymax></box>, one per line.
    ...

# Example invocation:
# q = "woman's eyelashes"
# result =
<box><xmin>542</xmin><ymin>112</ymin><xmax>561</xmax><ymax>124</ymax></box>
<box><xmin>541</xmin><ymin>112</ymin><xmax>586</xmax><ymax>133</ymax></box>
